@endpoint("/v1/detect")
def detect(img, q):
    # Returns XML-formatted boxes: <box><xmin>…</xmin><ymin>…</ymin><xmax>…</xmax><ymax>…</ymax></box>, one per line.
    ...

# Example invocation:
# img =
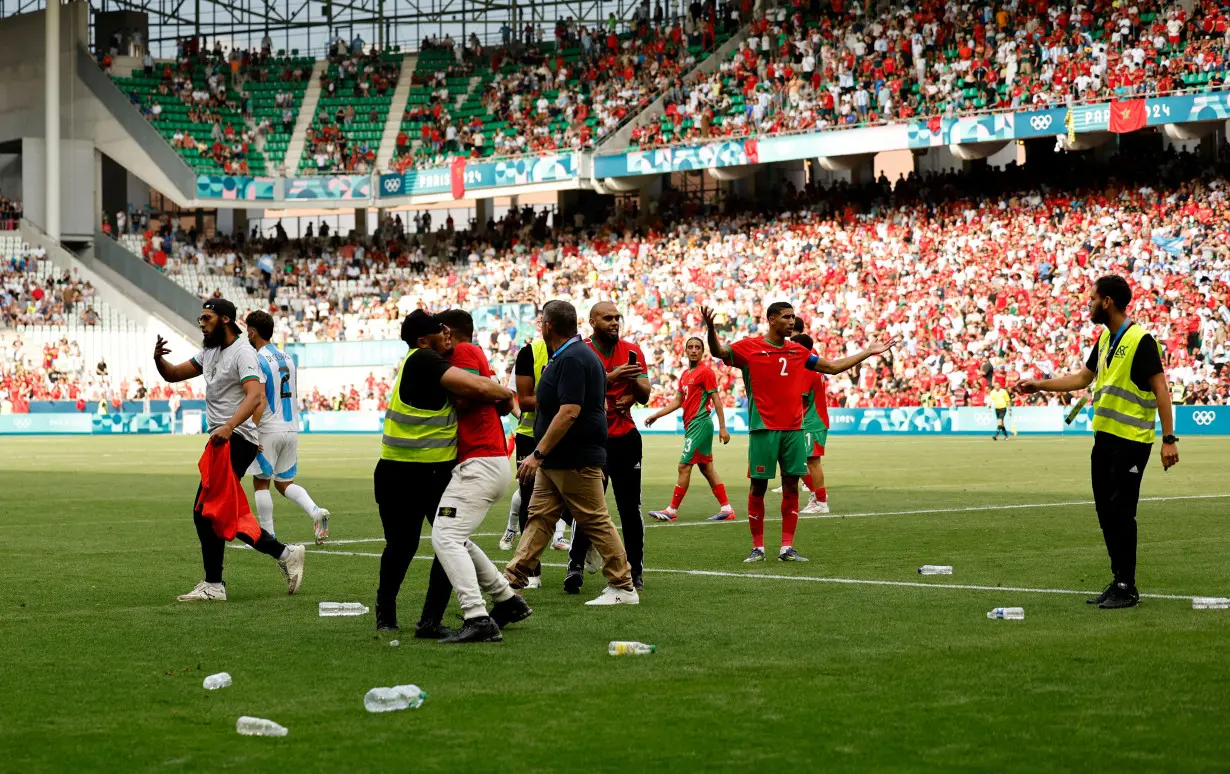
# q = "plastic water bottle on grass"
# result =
<box><xmin>364</xmin><ymin>685</ymin><xmax>428</xmax><ymax>712</ymax></box>
<box><xmin>609</xmin><ymin>641</ymin><xmax>656</xmax><ymax>656</ymax></box>
<box><xmin>987</xmin><ymin>607</ymin><xmax>1025</xmax><ymax>620</ymax></box>
<box><xmin>319</xmin><ymin>602</ymin><xmax>369</xmax><ymax>617</ymax></box>
<box><xmin>236</xmin><ymin>717</ymin><xmax>288</xmax><ymax>736</ymax></box>
<box><xmin>917</xmin><ymin>565</ymin><xmax>953</xmax><ymax>575</ymax></box>
<box><xmin>203</xmin><ymin>672</ymin><xmax>232</xmax><ymax>690</ymax></box>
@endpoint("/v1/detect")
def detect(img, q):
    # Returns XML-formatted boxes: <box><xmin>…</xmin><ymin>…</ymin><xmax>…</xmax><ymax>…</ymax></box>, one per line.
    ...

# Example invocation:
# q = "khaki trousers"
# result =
<box><xmin>505</xmin><ymin>466</ymin><xmax>633</xmax><ymax>591</ymax></box>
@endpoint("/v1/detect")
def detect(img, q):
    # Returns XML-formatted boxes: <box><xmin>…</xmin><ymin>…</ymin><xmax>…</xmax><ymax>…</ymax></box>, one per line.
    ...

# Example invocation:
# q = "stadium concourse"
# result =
<box><xmin>39</xmin><ymin>145</ymin><xmax>1225</xmax><ymax>416</ymax></box>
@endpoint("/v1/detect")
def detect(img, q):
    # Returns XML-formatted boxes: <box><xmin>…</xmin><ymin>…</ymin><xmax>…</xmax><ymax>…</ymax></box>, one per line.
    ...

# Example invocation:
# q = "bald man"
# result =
<box><xmin>565</xmin><ymin>303</ymin><xmax>651</xmax><ymax>593</ymax></box>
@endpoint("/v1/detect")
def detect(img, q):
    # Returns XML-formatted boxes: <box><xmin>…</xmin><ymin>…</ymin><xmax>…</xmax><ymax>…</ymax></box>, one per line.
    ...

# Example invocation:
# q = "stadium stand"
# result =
<box><xmin>92</xmin><ymin>146</ymin><xmax>1230</xmax><ymax>410</ymax></box>
<box><xmin>111</xmin><ymin>46</ymin><xmax>314</xmax><ymax>175</ymax></box>
<box><xmin>298</xmin><ymin>46</ymin><xmax>404</xmax><ymax>175</ymax></box>
<box><xmin>636</xmin><ymin>0</ymin><xmax>1230</xmax><ymax>148</ymax></box>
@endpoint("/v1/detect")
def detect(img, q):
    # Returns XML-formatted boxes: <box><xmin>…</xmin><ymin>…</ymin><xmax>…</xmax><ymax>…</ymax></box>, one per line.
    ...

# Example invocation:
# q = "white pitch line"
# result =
<box><xmin>287</xmin><ymin>550</ymin><xmax>1205</xmax><ymax>601</ymax></box>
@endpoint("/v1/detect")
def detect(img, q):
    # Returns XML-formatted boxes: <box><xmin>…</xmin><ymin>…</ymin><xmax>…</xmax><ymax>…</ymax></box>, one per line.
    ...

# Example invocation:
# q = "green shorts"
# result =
<box><xmin>680</xmin><ymin>417</ymin><xmax>714</xmax><ymax>465</ymax></box>
<box><xmin>804</xmin><ymin>425</ymin><xmax>828</xmax><ymax>458</ymax></box>
<box><xmin>747</xmin><ymin>429</ymin><xmax>809</xmax><ymax>480</ymax></box>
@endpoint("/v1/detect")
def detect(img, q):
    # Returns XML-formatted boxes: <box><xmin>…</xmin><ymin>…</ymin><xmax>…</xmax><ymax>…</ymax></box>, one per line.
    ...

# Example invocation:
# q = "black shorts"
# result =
<box><xmin>514</xmin><ymin>432</ymin><xmax>536</xmax><ymax>464</ymax></box>
<box><xmin>996</xmin><ymin>408</ymin><xmax>1007</xmax><ymax>420</ymax></box>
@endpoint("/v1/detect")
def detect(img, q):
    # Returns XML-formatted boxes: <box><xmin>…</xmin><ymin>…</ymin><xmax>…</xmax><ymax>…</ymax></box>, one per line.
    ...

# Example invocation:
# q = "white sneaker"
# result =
<box><xmin>311</xmin><ymin>507</ymin><xmax>330</xmax><ymax>544</ymax></box>
<box><xmin>584</xmin><ymin>585</ymin><xmax>641</xmax><ymax>606</ymax></box>
<box><xmin>498</xmin><ymin>529</ymin><xmax>518</xmax><ymax>551</ymax></box>
<box><xmin>526</xmin><ymin>575</ymin><xmax>542</xmax><ymax>589</ymax></box>
<box><xmin>177</xmin><ymin>580</ymin><xmax>227</xmax><ymax>602</ymax></box>
<box><xmin>584</xmin><ymin>546</ymin><xmax>601</xmax><ymax>574</ymax></box>
<box><xmin>277</xmin><ymin>544</ymin><xmax>306</xmax><ymax>595</ymax></box>
<box><xmin>800</xmin><ymin>496</ymin><xmax>830</xmax><ymax>514</ymax></box>
<box><xmin>551</xmin><ymin>537</ymin><xmax>571</xmax><ymax>551</ymax></box>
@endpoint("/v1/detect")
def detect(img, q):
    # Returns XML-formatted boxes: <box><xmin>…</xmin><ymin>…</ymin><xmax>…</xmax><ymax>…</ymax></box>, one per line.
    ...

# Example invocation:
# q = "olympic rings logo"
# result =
<box><xmin>383</xmin><ymin>178</ymin><xmax>402</xmax><ymax>193</ymax></box>
<box><xmin>1192</xmin><ymin>410</ymin><xmax>1218</xmax><ymax>426</ymax></box>
<box><xmin>1029</xmin><ymin>115</ymin><xmax>1053</xmax><ymax>131</ymax></box>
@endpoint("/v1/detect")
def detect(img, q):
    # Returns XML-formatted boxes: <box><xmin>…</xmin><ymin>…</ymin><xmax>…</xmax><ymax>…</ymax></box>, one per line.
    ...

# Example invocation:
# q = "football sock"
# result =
<box><xmin>801</xmin><ymin>474</ymin><xmax>815</xmax><ymax>492</ymax></box>
<box><xmin>748</xmin><ymin>494</ymin><xmax>766</xmax><ymax>549</ymax></box>
<box><xmin>507</xmin><ymin>489</ymin><xmax>521</xmax><ymax>532</ymax></box>
<box><xmin>670</xmin><ymin>485</ymin><xmax>687</xmax><ymax>510</ymax></box>
<box><xmin>254</xmin><ymin>489</ymin><xmax>275</xmax><ymax>535</ymax></box>
<box><xmin>781</xmin><ymin>492</ymin><xmax>800</xmax><ymax>548</ymax></box>
<box><xmin>712</xmin><ymin>483</ymin><xmax>730</xmax><ymax>508</ymax></box>
<box><xmin>283</xmin><ymin>484</ymin><xmax>319</xmax><ymax>517</ymax></box>
<box><xmin>553</xmin><ymin>517</ymin><xmax>566</xmax><ymax>541</ymax></box>
<box><xmin>816</xmin><ymin>487</ymin><xmax>828</xmax><ymax>503</ymax></box>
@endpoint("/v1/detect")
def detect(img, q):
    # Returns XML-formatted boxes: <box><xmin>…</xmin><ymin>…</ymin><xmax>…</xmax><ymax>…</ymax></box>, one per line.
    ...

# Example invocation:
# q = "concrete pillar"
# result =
<box><xmin>475</xmin><ymin>197</ymin><xmax>493</xmax><ymax>232</ymax></box>
<box><xmin>217</xmin><ymin>208</ymin><xmax>234</xmax><ymax>235</ymax></box>
<box><xmin>354</xmin><ymin>207</ymin><xmax>368</xmax><ymax>236</ymax></box>
<box><xmin>45</xmin><ymin>0</ymin><xmax>61</xmax><ymax>240</ymax></box>
<box><xmin>233</xmin><ymin>208</ymin><xmax>249</xmax><ymax>237</ymax></box>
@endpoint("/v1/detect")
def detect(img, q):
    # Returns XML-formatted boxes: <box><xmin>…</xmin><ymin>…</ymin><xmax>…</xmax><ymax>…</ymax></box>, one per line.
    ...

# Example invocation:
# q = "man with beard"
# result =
<box><xmin>374</xmin><ymin>310</ymin><xmax>517</xmax><ymax>636</ymax></box>
<box><xmin>154</xmin><ymin>298</ymin><xmax>306</xmax><ymax>601</ymax></box>
<box><xmin>1015</xmin><ymin>275</ymin><xmax>1180</xmax><ymax>609</ymax></box>
<box><xmin>563</xmin><ymin>302</ymin><xmax>650</xmax><ymax>593</ymax></box>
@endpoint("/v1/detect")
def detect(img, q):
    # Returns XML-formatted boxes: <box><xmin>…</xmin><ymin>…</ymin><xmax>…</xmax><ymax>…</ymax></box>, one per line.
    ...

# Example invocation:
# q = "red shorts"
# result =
<box><xmin>683</xmin><ymin>450</ymin><xmax>714</xmax><ymax>465</ymax></box>
<box><xmin>809</xmin><ymin>442</ymin><xmax>825</xmax><ymax>458</ymax></box>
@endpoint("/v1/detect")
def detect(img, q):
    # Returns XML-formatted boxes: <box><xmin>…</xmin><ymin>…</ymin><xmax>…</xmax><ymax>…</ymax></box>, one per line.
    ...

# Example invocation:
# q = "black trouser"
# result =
<box><xmin>515</xmin><ymin>433</ymin><xmax>571</xmax><ymax>577</ymax></box>
<box><xmin>373</xmin><ymin>458</ymin><xmax>454</xmax><ymax>624</ymax></box>
<box><xmin>1090</xmin><ymin>432</ymin><xmax>1152</xmax><ymax>587</ymax></box>
<box><xmin>192</xmin><ymin>435</ymin><xmax>287</xmax><ymax>584</ymax></box>
<box><xmin>569</xmin><ymin>430</ymin><xmax>644</xmax><ymax>578</ymax></box>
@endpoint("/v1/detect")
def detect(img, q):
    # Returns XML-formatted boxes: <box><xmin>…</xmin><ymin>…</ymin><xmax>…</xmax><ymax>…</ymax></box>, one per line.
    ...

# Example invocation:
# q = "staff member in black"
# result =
<box><xmin>1016</xmin><ymin>275</ymin><xmax>1180</xmax><ymax>609</ymax></box>
<box><xmin>375</xmin><ymin>310</ymin><xmax>515</xmax><ymax>635</ymax></box>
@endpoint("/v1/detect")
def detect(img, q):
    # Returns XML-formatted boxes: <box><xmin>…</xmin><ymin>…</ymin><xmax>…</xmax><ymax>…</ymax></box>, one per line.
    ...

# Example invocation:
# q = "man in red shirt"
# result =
<box><xmin>432</xmin><ymin>309</ymin><xmax>532</xmax><ymax>643</ymax></box>
<box><xmin>643</xmin><ymin>336</ymin><xmax>734</xmax><ymax>522</ymax></box>
<box><xmin>565</xmin><ymin>302</ymin><xmax>651</xmax><ymax>593</ymax></box>
<box><xmin>703</xmin><ymin>302</ymin><xmax>896</xmax><ymax>562</ymax></box>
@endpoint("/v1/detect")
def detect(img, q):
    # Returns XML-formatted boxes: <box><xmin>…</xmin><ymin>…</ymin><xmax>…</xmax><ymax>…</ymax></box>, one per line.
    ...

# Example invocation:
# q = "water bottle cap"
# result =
<box><xmin>649</xmin><ymin>645</ymin><xmax>657</xmax><ymax>652</ymax></box>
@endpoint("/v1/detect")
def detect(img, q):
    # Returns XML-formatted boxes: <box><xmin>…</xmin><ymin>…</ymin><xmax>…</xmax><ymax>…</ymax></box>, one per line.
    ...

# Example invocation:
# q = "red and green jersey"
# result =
<box><xmin>587</xmin><ymin>337</ymin><xmax>648</xmax><ymax>438</ymax></box>
<box><xmin>727</xmin><ymin>337</ymin><xmax>814</xmax><ymax>431</ymax></box>
<box><xmin>449</xmin><ymin>342</ymin><xmax>508</xmax><ymax>460</ymax></box>
<box><xmin>802</xmin><ymin>370</ymin><xmax>829</xmax><ymax>433</ymax></box>
<box><xmin>679</xmin><ymin>363</ymin><xmax>718</xmax><ymax>428</ymax></box>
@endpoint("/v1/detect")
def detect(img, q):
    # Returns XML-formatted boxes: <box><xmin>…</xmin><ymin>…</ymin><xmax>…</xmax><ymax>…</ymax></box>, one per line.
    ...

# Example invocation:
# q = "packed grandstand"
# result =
<box><xmin>4</xmin><ymin>142</ymin><xmax>1230</xmax><ymax>415</ymax></box>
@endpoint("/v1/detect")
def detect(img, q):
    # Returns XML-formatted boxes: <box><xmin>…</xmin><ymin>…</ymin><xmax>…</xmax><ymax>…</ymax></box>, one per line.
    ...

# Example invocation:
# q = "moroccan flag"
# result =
<box><xmin>1109</xmin><ymin>99</ymin><xmax>1147</xmax><ymax>134</ymax></box>
<box><xmin>450</xmin><ymin>156</ymin><xmax>467</xmax><ymax>199</ymax></box>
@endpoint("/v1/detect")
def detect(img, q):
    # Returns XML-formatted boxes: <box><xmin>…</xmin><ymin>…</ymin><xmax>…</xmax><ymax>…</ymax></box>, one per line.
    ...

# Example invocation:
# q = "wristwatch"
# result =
<box><xmin>532</xmin><ymin>449</ymin><xmax>546</xmax><ymax>461</ymax></box>
<box><xmin>1162</xmin><ymin>435</ymin><xmax>1179</xmax><ymax>444</ymax></box>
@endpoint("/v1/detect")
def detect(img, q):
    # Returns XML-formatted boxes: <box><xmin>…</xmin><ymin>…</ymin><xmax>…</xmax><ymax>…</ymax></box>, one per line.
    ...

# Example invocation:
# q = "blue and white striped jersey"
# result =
<box><xmin>256</xmin><ymin>344</ymin><xmax>299</xmax><ymax>433</ymax></box>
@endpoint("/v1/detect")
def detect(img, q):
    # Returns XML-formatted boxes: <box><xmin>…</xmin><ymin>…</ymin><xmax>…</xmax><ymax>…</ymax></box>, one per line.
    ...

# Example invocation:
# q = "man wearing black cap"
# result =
<box><xmin>375</xmin><ymin>310</ymin><xmax>518</xmax><ymax>637</ymax></box>
<box><xmin>154</xmin><ymin>298</ymin><xmax>306</xmax><ymax>601</ymax></box>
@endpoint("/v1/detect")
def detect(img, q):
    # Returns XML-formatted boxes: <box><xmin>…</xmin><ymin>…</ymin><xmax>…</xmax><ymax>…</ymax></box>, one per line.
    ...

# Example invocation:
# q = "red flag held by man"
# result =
<box><xmin>1109</xmin><ymin>99</ymin><xmax>1146</xmax><ymax>134</ymax></box>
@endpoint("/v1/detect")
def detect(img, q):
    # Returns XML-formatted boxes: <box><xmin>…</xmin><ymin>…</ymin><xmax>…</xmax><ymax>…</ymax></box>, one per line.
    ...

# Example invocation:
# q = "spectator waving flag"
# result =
<box><xmin>1109</xmin><ymin>99</ymin><xmax>1147</xmax><ymax>134</ymax></box>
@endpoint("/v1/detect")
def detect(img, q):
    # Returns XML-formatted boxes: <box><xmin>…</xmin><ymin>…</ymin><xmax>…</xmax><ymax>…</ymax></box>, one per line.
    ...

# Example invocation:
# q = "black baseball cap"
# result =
<box><xmin>202</xmin><ymin>297</ymin><xmax>242</xmax><ymax>334</ymax></box>
<box><xmin>401</xmin><ymin>309</ymin><xmax>444</xmax><ymax>343</ymax></box>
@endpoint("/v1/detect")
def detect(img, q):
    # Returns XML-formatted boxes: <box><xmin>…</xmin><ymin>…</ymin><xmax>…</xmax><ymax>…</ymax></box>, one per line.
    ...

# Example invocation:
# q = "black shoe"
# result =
<box><xmin>1098</xmin><ymin>582</ymin><xmax>1140</xmax><ymax>609</ymax></box>
<box><xmin>632</xmin><ymin>575</ymin><xmax>644</xmax><ymax>590</ymax></box>
<box><xmin>563</xmin><ymin>570</ymin><xmax>584</xmax><ymax>595</ymax></box>
<box><xmin>438</xmin><ymin>615</ymin><xmax>503</xmax><ymax>644</ymax></box>
<box><xmin>376</xmin><ymin>601</ymin><xmax>399</xmax><ymax>632</ymax></box>
<box><xmin>414</xmin><ymin>619</ymin><xmax>457</xmax><ymax>640</ymax></box>
<box><xmin>1086</xmin><ymin>583</ymin><xmax>1115</xmax><ymax>605</ymax></box>
<box><xmin>490</xmin><ymin>594</ymin><xmax>533</xmax><ymax>629</ymax></box>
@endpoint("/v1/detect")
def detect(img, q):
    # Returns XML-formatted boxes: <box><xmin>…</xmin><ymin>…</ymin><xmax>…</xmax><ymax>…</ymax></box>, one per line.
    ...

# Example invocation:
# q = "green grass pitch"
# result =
<box><xmin>2</xmin><ymin>433</ymin><xmax>1229</xmax><ymax>772</ymax></box>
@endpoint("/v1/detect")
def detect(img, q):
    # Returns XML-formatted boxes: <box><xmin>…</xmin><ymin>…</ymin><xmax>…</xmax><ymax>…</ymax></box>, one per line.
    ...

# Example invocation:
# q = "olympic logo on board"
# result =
<box><xmin>1029</xmin><ymin>115</ymin><xmax>1053</xmax><ymax>131</ymax></box>
<box><xmin>382</xmin><ymin>177</ymin><xmax>403</xmax><ymax>194</ymax></box>
<box><xmin>1192</xmin><ymin>410</ymin><xmax>1217</xmax><ymax>426</ymax></box>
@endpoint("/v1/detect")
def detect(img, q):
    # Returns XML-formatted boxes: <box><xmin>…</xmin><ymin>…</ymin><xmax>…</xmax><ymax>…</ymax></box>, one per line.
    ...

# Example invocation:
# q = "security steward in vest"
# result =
<box><xmin>1015</xmin><ymin>275</ymin><xmax>1180</xmax><ymax>609</ymax></box>
<box><xmin>375</xmin><ymin>310</ymin><xmax>516</xmax><ymax>634</ymax></box>
<box><xmin>513</xmin><ymin>333</ymin><xmax>551</xmax><ymax>535</ymax></box>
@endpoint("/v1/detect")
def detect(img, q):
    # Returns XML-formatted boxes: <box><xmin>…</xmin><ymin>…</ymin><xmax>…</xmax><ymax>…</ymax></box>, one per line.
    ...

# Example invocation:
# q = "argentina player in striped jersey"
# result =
<box><xmin>244</xmin><ymin>311</ymin><xmax>331</xmax><ymax>543</ymax></box>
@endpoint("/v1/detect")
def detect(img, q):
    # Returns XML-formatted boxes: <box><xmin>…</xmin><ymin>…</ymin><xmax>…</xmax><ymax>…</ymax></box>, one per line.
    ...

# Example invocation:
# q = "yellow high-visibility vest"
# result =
<box><xmin>1091</xmin><ymin>325</ymin><xmax>1161</xmax><ymax>444</ymax></box>
<box><xmin>380</xmin><ymin>348</ymin><xmax>458</xmax><ymax>463</ymax></box>
<box><xmin>514</xmin><ymin>339</ymin><xmax>549</xmax><ymax>438</ymax></box>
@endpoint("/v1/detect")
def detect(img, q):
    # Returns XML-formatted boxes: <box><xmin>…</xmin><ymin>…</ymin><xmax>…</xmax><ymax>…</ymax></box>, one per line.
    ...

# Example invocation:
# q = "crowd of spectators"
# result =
<box><xmin>639</xmin><ymin>0</ymin><xmax>1230</xmax><ymax>148</ymax></box>
<box><xmin>1</xmin><ymin>252</ymin><xmax>104</xmax><ymax>329</ymax></box>
<box><xmin>390</xmin><ymin>0</ymin><xmax>743</xmax><ymax>171</ymax></box>
<box><xmin>1</xmin><ymin>196</ymin><xmax>21</xmax><ymax>231</ymax></box>
<box><xmin>111</xmin><ymin>144</ymin><xmax>1230</xmax><ymax>409</ymax></box>
<box><xmin>301</xmin><ymin>44</ymin><xmax>402</xmax><ymax>175</ymax></box>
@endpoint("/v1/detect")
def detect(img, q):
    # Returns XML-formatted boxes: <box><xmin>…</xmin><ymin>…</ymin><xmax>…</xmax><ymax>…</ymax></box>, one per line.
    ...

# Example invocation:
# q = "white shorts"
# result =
<box><xmin>246</xmin><ymin>430</ymin><xmax>299</xmax><ymax>482</ymax></box>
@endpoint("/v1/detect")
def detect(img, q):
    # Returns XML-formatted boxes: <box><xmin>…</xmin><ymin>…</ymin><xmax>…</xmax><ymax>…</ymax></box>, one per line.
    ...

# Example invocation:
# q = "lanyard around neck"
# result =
<box><xmin>551</xmin><ymin>335</ymin><xmax>582</xmax><ymax>360</ymax></box>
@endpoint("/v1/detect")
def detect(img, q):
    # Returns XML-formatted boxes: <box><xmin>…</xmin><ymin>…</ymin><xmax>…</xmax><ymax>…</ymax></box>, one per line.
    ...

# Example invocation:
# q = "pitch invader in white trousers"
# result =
<box><xmin>244</xmin><ymin>311</ymin><xmax>330</xmax><ymax>543</ymax></box>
